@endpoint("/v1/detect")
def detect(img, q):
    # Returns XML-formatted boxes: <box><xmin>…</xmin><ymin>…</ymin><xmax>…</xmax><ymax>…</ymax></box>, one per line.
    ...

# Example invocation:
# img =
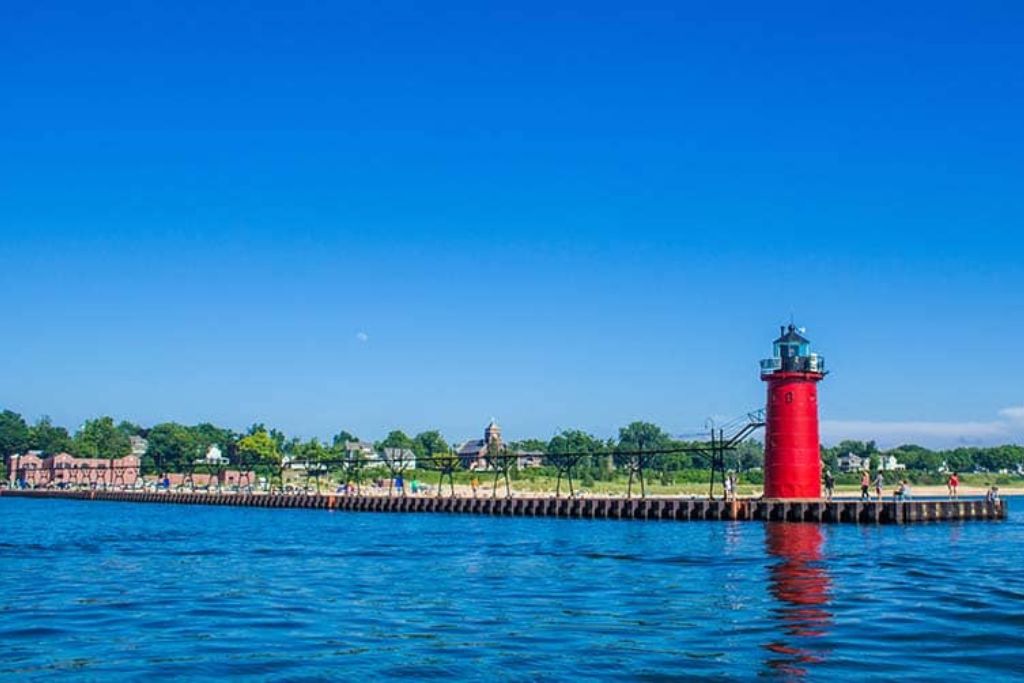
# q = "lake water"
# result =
<box><xmin>1</xmin><ymin>496</ymin><xmax>1022</xmax><ymax>680</ymax></box>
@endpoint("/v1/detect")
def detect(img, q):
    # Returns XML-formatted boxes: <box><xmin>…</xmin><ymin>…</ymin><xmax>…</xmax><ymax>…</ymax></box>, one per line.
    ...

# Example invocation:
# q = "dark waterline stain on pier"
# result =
<box><xmin>0</xmin><ymin>497</ymin><xmax>1021</xmax><ymax>680</ymax></box>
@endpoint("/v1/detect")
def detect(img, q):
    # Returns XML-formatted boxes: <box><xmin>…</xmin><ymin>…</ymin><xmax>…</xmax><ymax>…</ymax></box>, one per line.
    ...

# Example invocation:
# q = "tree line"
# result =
<box><xmin>0</xmin><ymin>411</ymin><xmax>133</xmax><ymax>463</ymax></box>
<box><xmin>821</xmin><ymin>439</ymin><xmax>1024</xmax><ymax>475</ymax></box>
<box><xmin>2</xmin><ymin>408</ymin><xmax>1022</xmax><ymax>481</ymax></box>
<box><xmin>0</xmin><ymin>409</ymin><xmax>762</xmax><ymax>479</ymax></box>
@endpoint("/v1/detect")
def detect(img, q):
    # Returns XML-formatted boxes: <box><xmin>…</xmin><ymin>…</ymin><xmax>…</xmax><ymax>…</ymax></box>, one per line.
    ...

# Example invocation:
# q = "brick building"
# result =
<box><xmin>456</xmin><ymin>420</ymin><xmax>545</xmax><ymax>470</ymax></box>
<box><xmin>7</xmin><ymin>451</ymin><xmax>141</xmax><ymax>488</ymax></box>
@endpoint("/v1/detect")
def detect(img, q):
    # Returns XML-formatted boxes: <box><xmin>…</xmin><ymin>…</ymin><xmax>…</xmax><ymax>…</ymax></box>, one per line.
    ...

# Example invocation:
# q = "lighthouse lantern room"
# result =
<box><xmin>760</xmin><ymin>324</ymin><xmax>827</xmax><ymax>499</ymax></box>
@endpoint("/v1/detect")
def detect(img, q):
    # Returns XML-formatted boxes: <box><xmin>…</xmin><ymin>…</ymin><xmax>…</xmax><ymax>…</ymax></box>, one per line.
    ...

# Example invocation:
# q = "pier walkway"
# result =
<box><xmin>0</xmin><ymin>489</ymin><xmax>1007</xmax><ymax>524</ymax></box>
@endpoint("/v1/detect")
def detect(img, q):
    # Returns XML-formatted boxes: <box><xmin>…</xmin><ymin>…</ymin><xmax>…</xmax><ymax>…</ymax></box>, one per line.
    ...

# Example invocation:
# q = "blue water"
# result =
<box><xmin>1</xmin><ymin>497</ymin><xmax>1022</xmax><ymax>680</ymax></box>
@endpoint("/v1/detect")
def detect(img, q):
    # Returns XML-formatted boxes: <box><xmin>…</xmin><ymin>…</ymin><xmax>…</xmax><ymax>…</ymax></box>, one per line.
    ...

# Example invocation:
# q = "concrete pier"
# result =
<box><xmin>0</xmin><ymin>489</ymin><xmax>1007</xmax><ymax>523</ymax></box>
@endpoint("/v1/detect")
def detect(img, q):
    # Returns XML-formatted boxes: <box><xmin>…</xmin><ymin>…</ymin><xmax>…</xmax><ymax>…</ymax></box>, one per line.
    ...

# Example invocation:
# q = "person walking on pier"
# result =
<box><xmin>873</xmin><ymin>472</ymin><xmax>884</xmax><ymax>501</ymax></box>
<box><xmin>948</xmin><ymin>472</ymin><xmax>960</xmax><ymax>499</ymax></box>
<box><xmin>860</xmin><ymin>470</ymin><xmax>870</xmax><ymax>500</ymax></box>
<box><xmin>723</xmin><ymin>472</ymin><xmax>735</xmax><ymax>502</ymax></box>
<box><xmin>823</xmin><ymin>469</ymin><xmax>835</xmax><ymax>501</ymax></box>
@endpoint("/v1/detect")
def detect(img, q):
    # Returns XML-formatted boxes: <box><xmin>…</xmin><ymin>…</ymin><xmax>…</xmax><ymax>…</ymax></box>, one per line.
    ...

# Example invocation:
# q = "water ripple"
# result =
<box><xmin>1</xmin><ymin>497</ymin><xmax>1023</xmax><ymax>679</ymax></box>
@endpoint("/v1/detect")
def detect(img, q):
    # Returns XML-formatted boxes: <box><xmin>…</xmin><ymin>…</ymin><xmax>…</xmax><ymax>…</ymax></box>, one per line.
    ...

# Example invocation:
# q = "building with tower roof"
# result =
<box><xmin>457</xmin><ymin>419</ymin><xmax>502</xmax><ymax>470</ymax></box>
<box><xmin>456</xmin><ymin>420</ymin><xmax>545</xmax><ymax>470</ymax></box>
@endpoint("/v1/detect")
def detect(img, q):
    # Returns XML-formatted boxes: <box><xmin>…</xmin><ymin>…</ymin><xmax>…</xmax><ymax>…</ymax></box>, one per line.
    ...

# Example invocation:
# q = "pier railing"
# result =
<box><xmin>760</xmin><ymin>354</ymin><xmax>825</xmax><ymax>376</ymax></box>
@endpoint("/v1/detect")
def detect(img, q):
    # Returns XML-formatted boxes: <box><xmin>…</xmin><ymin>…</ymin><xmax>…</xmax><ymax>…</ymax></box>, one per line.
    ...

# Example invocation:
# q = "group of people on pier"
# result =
<box><xmin>820</xmin><ymin>467</ymin><xmax>1001</xmax><ymax>504</ymax></box>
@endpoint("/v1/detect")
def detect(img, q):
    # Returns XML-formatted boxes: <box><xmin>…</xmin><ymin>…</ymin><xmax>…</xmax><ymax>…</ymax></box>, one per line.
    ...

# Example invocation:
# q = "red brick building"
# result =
<box><xmin>162</xmin><ymin>470</ymin><xmax>256</xmax><ymax>489</ymax></box>
<box><xmin>6</xmin><ymin>451</ymin><xmax>141</xmax><ymax>488</ymax></box>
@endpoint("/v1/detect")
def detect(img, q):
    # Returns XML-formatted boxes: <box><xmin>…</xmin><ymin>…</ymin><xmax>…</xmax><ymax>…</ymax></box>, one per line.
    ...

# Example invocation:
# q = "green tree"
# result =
<box><xmin>832</xmin><ymin>440</ymin><xmax>878</xmax><ymax>460</ymax></box>
<box><xmin>510</xmin><ymin>438</ymin><xmax>548</xmax><ymax>453</ymax></box>
<box><xmin>617</xmin><ymin>421</ymin><xmax>670</xmax><ymax>451</ymax></box>
<box><xmin>964</xmin><ymin>445</ymin><xmax>1023</xmax><ymax>473</ymax></box>
<box><xmin>547</xmin><ymin>429</ymin><xmax>605</xmax><ymax>496</ymax></box>
<box><xmin>548</xmin><ymin>430</ymin><xmax>604</xmax><ymax>459</ymax></box>
<box><xmin>733</xmin><ymin>438</ymin><xmax>764</xmax><ymax>472</ymax></box>
<box><xmin>616</xmin><ymin>421</ymin><xmax>670</xmax><ymax>466</ymax></box>
<box><xmin>144</xmin><ymin>423</ymin><xmax>197</xmax><ymax>473</ymax></box>
<box><xmin>888</xmin><ymin>444</ymin><xmax>942</xmax><ymax>472</ymax></box>
<box><xmin>377</xmin><ymin>430</ymin><xmax>415</xmax><ymax>493</ymax></box>
<box><xmin>331</xmin><ymin>430</ymin><xmax>359</xmax><ymax>448</ymax></box>
<box><xmin>413</xmin><ymin>430</ymin><xmax>448</xmax><ymax>468</ymax></box>
<box><xmin>269</xmin><ymin>428</ymin><xmax>289</xmax><ymax>454</ymax></box>
<box><xmin>28</xmin><ymin>415</ymin><xmax>72</xmax><ymax>454</ymax></box>
<box><xmin>0</xmin><ymin>409</ymin><xmax>30</xmax><ymax>457</ymax></box>
<box><xmin>74</xmin><ymin>417</ymin><xmax>131</xmax><ymax>459</ymax></box>
<box><xmin>191</xmin><ymin>423</ymin><xmax>236</xmax><ymax>457</ymax></box>
<box><xmin>117</xmin><ymin>420</ymin><xmax>144</xmax><ymax>437</ymax></box>
<box><xmin>237</xmin><ymin>430</ymin><xmax>282</xmax><ymax>489</ymax></box>
<box><xmin>661</xmin><ymin>439</ymin><xmax>698</xmax><ymax>471</ymax></box>
<box><xmin>819</xmin><ymin>444</ymin><xmax>839</xmax><ymax>473</ymax></box>
<box><xmin>945</xmin><ymin>448</ymin><xmax>973</xmax><ymax>473</ymax></box>
<box><xmin>379</xmin><ymin>430</ymin><xmax>415</xmax><ymax>451</ymax></box>
<box><xmin>617</xmin><ymin>422</ymin><xmax>670</xmax><ymax>497</ymax></box>
<box><xmin>992</xmin><ymin>445</ymin><xmax>1024</xmax><ymax>472</ymax></box>
<box><xmin>299</xmin><ymin>438</ymin><xmax>328</xmax><ymax>492</ymax></box>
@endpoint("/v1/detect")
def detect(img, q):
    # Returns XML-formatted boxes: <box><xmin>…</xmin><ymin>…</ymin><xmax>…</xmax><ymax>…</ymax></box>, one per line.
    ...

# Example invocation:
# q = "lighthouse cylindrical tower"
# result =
<box><xmin>760</xmin><ymin>324</ymin><xmax>827</xmax><ymax>499</ymax></box>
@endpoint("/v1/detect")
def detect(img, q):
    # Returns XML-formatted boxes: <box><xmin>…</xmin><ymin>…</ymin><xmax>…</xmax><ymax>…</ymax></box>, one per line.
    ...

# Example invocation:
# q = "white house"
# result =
<box><xmin>381</xmin><ymin>447</ymin><xmax>416</xmax><ymax>471</ymax></box>
<box><xmin>879</xmin><ymin>455</ymin><xmax>906</xmax><ymax>472</ymax></box>
<box><xmin>129</xmin><ymin>435</ymin><xmax>149</xmax><ymax>458</ymax></box>
<box><xmin>345</xmin><ymin>441</ymin><xmax>382</xmax><ymax>467</ymax></box>
<box><xmin>196</xmin><ymin>444</ymin><xmax>230</xmax><ymax>466</ymax></box>
<box><xmin>837</xmin><ymin>453</ymin><xmax>869</xmax><ymax>473</ymax></box>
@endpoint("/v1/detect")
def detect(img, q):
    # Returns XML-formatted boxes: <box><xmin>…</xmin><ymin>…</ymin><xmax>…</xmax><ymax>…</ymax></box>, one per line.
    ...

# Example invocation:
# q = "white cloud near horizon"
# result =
<box><xmin>998</xmin><ymin>406</ymin><xmax>1024</xmax><ymax>423</ymax></box>
<box><xmin>822</xmin><ymin>405</ymin><xmax>1024</xmax><ymax>449</ymax></box>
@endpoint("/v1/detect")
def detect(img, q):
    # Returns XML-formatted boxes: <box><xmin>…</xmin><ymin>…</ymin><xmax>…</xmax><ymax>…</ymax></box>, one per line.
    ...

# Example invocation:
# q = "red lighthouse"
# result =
<box><xmin>760</xmin><ymin>324</ymin><xmax>827</xmax><ymax>499</ymax></box>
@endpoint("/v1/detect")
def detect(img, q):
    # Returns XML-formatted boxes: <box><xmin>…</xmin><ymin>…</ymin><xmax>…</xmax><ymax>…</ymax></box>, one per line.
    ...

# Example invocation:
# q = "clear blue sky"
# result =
<box><xmin>2</xmin><ymin>1</ymin><xmax>1023</xmax><ymax>448</ymax></box>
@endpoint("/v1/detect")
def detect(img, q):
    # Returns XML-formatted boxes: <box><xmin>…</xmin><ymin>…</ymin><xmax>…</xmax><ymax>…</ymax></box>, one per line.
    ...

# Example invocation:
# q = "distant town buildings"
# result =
<box><xmin>6</xmin><ymin>451</ymin><xmax>141</xmax><ymax>488</ymax></box>
<box><xmin>837</xmin><ymin>453</ymin><xmax>868</xmax><ymax>472</ymax></box>
<box><xmin>345</xmin><ymin>441</ymin><xmax>381</xmax><ymax>467</ymax></box>
<box><xmin>514</xmin><ymin>450</ymin><xmax>545</xmax><ymax>469</ymax></box>
<box><xmin>5</xmin><ymin>420</ymin><xmax>550</xmax><ymax>488</ymax></box>
<box><xmin>5</xmin><ymin>443</ymin><xmax>254</xmax><ymax>490</ymax></box>
<box><xmin>836</xmin><ymin>452</ymin><xmax>905</xmax><ymax>473</ymax></box>
<box><xmin>382</xmin><ymin>447</ymin><xmax>416</xmax><ymax>471</ymax></box>
<box><xmin>457</xmin><ymin>420</ymin><xmax>544</xmax><ymax>470</ymax></box>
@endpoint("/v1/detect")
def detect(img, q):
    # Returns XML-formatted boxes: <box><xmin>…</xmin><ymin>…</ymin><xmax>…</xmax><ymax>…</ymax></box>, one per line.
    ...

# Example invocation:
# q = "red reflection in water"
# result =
<box><xmin>763</xmin><ymin>523</ymin><xmax>832</xmax><ymax>678</ymax></box>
